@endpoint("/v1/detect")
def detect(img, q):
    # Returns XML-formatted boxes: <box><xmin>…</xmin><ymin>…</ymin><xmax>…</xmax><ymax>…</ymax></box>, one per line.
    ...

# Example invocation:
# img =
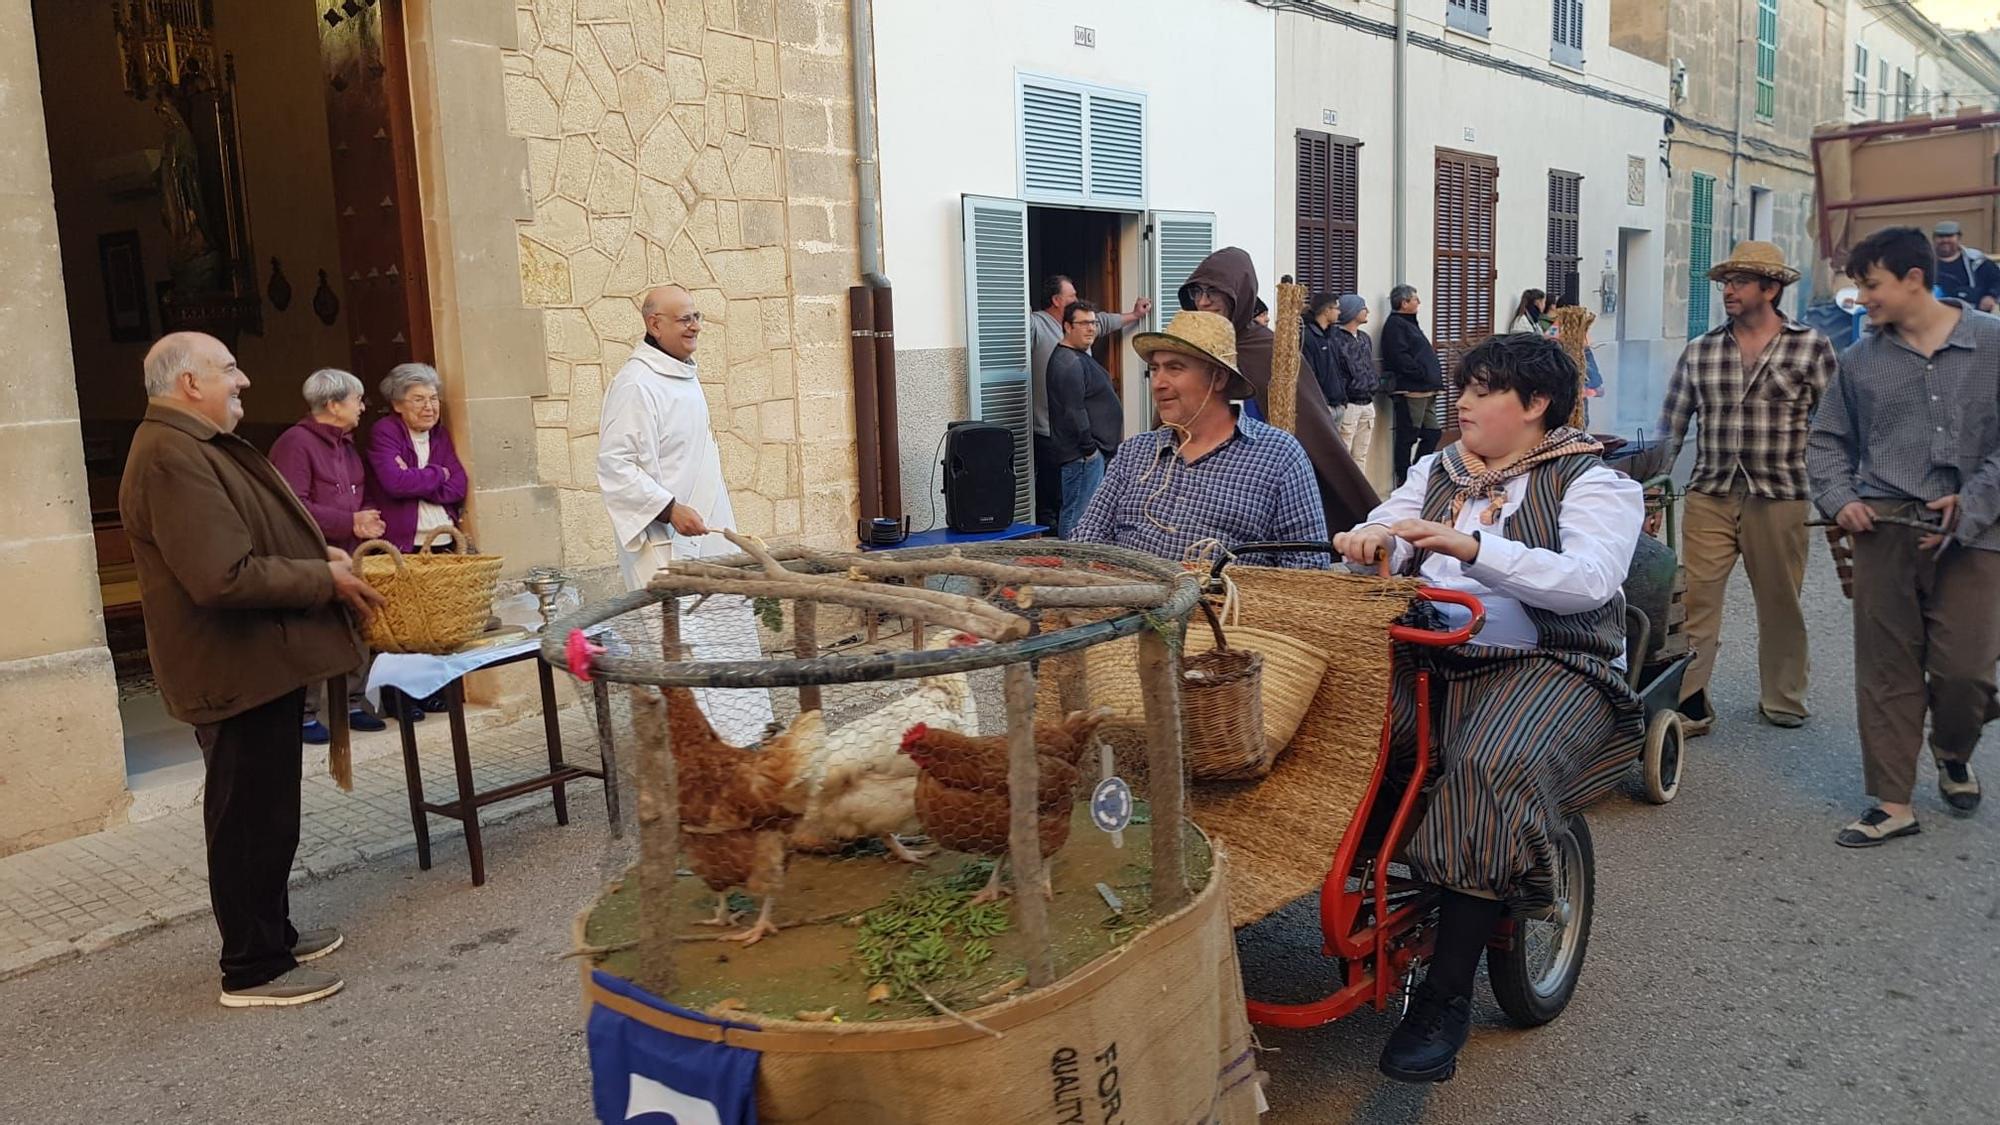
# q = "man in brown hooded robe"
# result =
<box><xmin>1178</xmin><ymin>247</ymin><xmax>1379</xmax><ymax>532</ymax></box>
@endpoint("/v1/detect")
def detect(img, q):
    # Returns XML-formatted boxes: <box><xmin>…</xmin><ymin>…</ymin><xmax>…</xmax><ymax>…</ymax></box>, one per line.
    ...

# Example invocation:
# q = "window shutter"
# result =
<box><xmin>1755</xmin><ymin>0</ymin><xmax>1777</xmax><ymax>121</ymax></box>
<box><xmin>1687</xmin><ymin>173</ymin><xmax>1715</xmax><ymax>338</ymax></box>
<box><xmin>1446</xmin><ymin>0</ymin><xmax>1490</xmax><ymax>37</ymax></box>
<box><xmin>1151</xmin><ymin>210</ymin><xmax>1216</xmax><ymax>332</ymax></box>
<box><xmin>1088</xmin><ymin>93</ymin><xmax>1145</xmax><ymax>205</ymax></box>
<box><xmin>1434</xmin><ymin>150</ymin><xmax>1497</xmax><ymax>393</ymax></box>
<box><xmin>1329</xmin><ymin>137</ymin><xmax>1359</xmax><ymax>298</ymax></box>
<box><xmin>1552</xmin><ymin>0</ymin><xmax>1584</xmax><ymax>68</ymax></box>
<box><xmin>1296</xmin><ymin>131</ymin><xmax>1332</xmax><ymax>295</ymax></box>
<box><xmin>961</xmin><ymin>194</ymin><xmax>1034</xmax><ymax>522</ymax></box>
<box><xmin>1546</xmin><ymin>170</ymin><xmax>1582</xmax><ymax>307</ymax></box>
<box><xmin>1020</xmin><ymin>77</ymin><xmax>1146</xmax><ymax>208</ymax></box>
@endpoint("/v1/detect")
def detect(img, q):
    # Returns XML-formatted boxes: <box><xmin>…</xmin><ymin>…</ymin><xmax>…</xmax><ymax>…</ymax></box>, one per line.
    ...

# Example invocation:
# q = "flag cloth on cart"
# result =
<box><xmin>587</xmin><ymin>970</ymin><xmax>759</xmax><ymax>1124</ymax></box>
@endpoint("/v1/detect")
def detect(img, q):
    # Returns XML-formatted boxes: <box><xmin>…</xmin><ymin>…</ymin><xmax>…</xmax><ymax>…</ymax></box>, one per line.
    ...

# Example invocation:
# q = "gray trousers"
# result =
<box><xmin>1851</xmin><ymin>502</ymin><xmax>2000</xmax><ymax>804</ymax></box>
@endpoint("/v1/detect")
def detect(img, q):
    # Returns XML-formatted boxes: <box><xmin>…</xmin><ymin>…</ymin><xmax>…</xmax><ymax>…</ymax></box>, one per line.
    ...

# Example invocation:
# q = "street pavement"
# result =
<box><xmin>6</xmin><ymin>547</ymin><xmax>1998</xmax><ymax>1123</ymax></box>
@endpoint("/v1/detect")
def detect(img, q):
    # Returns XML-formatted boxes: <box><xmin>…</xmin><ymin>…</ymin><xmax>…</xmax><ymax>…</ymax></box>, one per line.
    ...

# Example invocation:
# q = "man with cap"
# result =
<box><xmin>1072</xmin><ymin>311</ymin><xmax>1329</xmax><ymax>568</ymax></box>
<box><xmin>1328</xmin><ymin>294</ymin><xmax>1381</xmax><ymax>468</ymax></box>
<box><xmin>1657</xmin><ymin>241</ymin><xmax>1837</xmax><ymax>736</ymax></box>
<box><xmin>1930</xmin><ymin>221</ymin><xmax>2000</xmax><ymax>313</ymax></box>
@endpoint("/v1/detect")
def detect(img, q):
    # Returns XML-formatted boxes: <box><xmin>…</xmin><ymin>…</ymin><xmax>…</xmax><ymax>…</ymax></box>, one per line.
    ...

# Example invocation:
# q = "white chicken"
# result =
<box><xmin>790</xmin><ymin>633</ymin><xmax>983</xmax><ymax>863</ymax></box>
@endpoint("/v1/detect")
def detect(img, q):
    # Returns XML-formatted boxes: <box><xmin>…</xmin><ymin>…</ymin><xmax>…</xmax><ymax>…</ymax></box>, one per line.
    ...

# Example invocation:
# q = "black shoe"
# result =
<box><xmin>1939</xmin><ymin>760</ymin><xmax>1982</xmax><ymax>815</ymax></box>
<box><xmin>347</xmin><ymin>709</ymin><xmax>386</xmax><ymax>733</ymax></box>
<box><xmin>1835</xmin><ymin>806</ymin><xmax>1920</xmax><ymax>848</ymax></box>
<box><xmin>302</xmin><ymin>719</ymin><xmax>331</xmax><ymax>746</ymax></box>
<box><xmin>394</xmin><ymin>699</ymin><xmax>426</xmax><ymax>724</ymax></box>
<box><xmin>420</xmin><ymin>691</ymin><xmax>450</xmax><ymax>714</ymax></box>
<box><xmin>1378</xmin><ymin>983</ymin><xmax>1472</xmax><ymax>1083</ymax></box>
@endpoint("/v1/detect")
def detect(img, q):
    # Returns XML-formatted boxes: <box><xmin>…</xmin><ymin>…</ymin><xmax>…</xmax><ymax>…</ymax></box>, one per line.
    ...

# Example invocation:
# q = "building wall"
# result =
<box><xmin>1274</xmin><ymin>1</ymin><xmax>1672</xmax><ymax>454</ymax></box>
<box><xmin>494</xmin><ymin>0</ymin><xmax>863</xmax><ymax>568</ymax></box>
<box><xmin>0</xmin><ymin>0</ymin><xmax>131</xmax><ymax>855</ymax></box>
<box><xmin>1664</xmin><ymin>0</ymin><xmax>1846</xmax><ymax>346</ymax></box>
<box><xmin>1842</xmin><ymin>0</ymin><xmax>1987</xmax><ymax>122</ymax></box>
<box><xmin>872</xmin><ymin>0</ymin><xmax>1276</xmax><ymax>516</ymax></box>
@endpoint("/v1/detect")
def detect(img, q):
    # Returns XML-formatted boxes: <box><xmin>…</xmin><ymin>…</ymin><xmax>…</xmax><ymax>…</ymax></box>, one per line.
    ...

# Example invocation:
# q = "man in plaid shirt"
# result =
<box><xmin>1074</xmin><ymin>311</ymin><xmax>1329</xmax><ymax>568</ymax></box>
<box><xmin>1657</xmin><ymin>241</ymin><xmax>1836</xmax><ymax>735</ymax></box>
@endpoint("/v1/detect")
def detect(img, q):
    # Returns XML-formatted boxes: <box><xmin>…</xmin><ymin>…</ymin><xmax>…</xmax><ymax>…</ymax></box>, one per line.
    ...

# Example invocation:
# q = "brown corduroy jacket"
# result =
<box><xmin>119</xmin><ymin>402</ymin><xmax>364</xmax><ymax>725</ymax></box>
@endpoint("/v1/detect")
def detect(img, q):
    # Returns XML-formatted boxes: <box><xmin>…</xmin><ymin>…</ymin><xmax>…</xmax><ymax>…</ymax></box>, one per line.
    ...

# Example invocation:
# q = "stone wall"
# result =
<box><xmin>504</xmin><ymin>0</ymin><xmax>862</xmax><ymax>566</ymax></box>
<box><xmin>0</xmin><ymin>0</ymin><xmax>130</xmax><ymax>855</ymax></box>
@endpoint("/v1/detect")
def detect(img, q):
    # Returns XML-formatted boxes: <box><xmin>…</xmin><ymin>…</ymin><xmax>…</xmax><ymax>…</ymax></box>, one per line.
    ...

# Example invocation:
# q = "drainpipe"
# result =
<box><xmin>1729</xmin><ymin>0</ymin><xmax>1745</xmax><ymax>244</ymax></box>
<box><xmin>851</xmin><ymin>0</ymin><xmax>890</xmax><ymax>290</ymax></box>
<box><xmin>1392</xmin><ymin>0</ymin><xmax>1408</xmax><ymax>284</ymax></box>
<box><xmin>848</xmin><ymin>0</ymin><xmax>903</xmax><ymax>518</ymax></box>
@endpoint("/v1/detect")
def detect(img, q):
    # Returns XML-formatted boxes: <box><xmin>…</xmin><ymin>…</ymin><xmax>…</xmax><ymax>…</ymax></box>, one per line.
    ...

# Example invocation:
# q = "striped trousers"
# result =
<box><xmin>1387</xmin><ymin>647</ymin><xmax>1628</xmax><ymax>909</ymax></box>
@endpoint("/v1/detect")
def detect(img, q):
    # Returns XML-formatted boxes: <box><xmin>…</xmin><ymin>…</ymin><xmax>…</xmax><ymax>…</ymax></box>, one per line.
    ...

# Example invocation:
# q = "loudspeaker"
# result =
<box><xmin>942</xmin><ymin>421</ymin><xmax>1016</xmax><ymax>533</ymax></box>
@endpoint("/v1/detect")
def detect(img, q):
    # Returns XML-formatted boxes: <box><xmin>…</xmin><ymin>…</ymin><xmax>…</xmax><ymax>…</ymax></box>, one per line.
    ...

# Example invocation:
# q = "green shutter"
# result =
<box><xmin>1755</xmin><ymin>0</ymin><xmax>1777</xmax><ymax>121</ymax></box>
<box><xmin>961</xmin><ymin>194</ymin><xmax>1034</xmax><ymax>522</ymax></box>
<box><xmin>1688</xmin><ymin>174</ymin><xmax>1715</xmax><ymax>338</ymax></box>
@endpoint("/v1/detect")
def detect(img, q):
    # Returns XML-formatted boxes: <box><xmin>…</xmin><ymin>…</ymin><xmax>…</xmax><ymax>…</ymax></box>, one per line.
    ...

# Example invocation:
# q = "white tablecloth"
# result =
<box><xmin>364</xmin><ymin>626</ymin><xmax>610</xmax><ymax>710</ymax></box>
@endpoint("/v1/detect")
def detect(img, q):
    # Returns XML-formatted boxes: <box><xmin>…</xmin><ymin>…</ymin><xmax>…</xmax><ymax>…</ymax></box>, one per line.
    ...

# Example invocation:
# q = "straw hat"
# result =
<box><xmin>1708</xmin><ymin>240</ymin><xmax>1801</xmax><ymax>285</ymax></box>
<box><xmin>1131</xmin><ymin>311</ymin><xmax>1255</xmax><ymax>399</ymax></box>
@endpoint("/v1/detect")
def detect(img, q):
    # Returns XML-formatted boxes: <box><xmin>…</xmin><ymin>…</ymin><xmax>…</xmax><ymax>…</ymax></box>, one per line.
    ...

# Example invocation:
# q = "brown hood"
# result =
<box><xmin>1178</xmin><ymin>247</ymin><xmax>1378</xmax><ymax>532</ymax></box>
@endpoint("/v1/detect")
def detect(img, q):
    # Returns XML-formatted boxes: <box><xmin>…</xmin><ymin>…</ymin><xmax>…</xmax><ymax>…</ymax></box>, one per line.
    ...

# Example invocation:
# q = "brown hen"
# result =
<box><xmin>629</xmin><ymin>684</ymin><xmax>824</xmax><ymax>945</ymax></box>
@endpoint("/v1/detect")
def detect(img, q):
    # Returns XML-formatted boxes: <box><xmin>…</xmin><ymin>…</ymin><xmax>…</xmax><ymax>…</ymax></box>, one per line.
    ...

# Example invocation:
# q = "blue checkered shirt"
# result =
<box><xmin>1072</xmin><ymin>416</ymin><xmax>1330</xmax><ymax>568</ymax></box>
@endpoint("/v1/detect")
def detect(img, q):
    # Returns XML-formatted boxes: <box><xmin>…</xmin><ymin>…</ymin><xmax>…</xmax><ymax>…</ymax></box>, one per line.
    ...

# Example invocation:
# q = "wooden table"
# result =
<box><xmin>383</xmin><ymin>646</ymin><xmax>619</xmax><ymax>887</ymax></box>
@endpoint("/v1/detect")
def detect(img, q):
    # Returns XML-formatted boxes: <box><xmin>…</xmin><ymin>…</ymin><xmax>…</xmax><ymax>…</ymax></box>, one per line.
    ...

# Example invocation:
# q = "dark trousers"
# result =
<box><xmin>195</xmin><ymin>688</ymin><xmax>306</xmax><ymax>990</ymax></box>
<box><xmin>1032</xmin><ymin>434</ymin><xmax>1061</xmax><ymax>530</ymax></box>
<box><xmin>1391</xmin><ymin>393</ymin><xmax>1441</xmax><ymax>485</ymax></box>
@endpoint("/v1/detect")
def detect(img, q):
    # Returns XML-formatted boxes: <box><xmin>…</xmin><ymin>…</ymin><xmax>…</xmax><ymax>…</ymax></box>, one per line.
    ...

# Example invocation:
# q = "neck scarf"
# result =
<box><xmin>1441</xmin><ymin>425</ymin><xmax>1602</xmax><ymax>525</ymax></box>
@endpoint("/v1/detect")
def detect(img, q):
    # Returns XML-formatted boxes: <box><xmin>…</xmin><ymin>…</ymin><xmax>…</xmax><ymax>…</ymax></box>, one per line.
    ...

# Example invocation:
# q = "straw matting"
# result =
<box><xmin>1189</xmin><ymin>566</ymin><xmax>1420</xmax><ymax>926</ymax></box>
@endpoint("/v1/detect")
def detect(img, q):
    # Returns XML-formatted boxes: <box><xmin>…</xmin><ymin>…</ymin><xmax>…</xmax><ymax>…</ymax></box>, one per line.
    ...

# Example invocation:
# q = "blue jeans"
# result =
<box><xmin>1057</xmin><ymin>453</ymin><xmax>1105</xmax><ymax>538</ymax></box>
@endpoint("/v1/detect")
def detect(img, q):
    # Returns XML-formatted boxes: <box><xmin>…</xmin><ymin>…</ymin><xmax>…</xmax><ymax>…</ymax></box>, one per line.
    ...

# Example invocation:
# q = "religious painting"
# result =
<box><xmin>98</xmin><ymin>230</ymin><xmax>151</xmax><ymax>342</ymax></box>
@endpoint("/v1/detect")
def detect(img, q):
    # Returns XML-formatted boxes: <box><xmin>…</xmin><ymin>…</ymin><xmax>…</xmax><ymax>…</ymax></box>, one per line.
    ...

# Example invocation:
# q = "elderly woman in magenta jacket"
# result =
<box><xmin>365</xmin><ymin>363</ymin><xmax>469</xmax><ymax>552</ymax></box>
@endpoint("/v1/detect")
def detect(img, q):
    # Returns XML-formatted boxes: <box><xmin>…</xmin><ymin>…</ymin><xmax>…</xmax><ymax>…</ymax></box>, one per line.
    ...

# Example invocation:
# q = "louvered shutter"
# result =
<box><xmin>1151</xmin><ymin>211</ymin><xmax>1216</xmax><ymax>331</ymax></box>
<box><xmin>1687</xmin><ymin>173</ymin><xmax>1716</xmax><ymax>337</ymax></box>
<box><xmin>1020</xmin><ymin>77</ymin><xmax>1147</xmax><ymax>208</ymax></box>
<box><xmin>1329</xmin><ymin>138</ymin><xmax>1359</xmax><ymax>298</ymax></box>
<box><xmin>1446</xmin><ymin>0</ymin><xmax>1489</xmax><ymax>37</ymax></box>
<box><xmin>1551</xmin><ymin>0</ymin><xmax>1584</xmax><ymax>69</ymax></box>
<box><xmin>1296</xmin><ymin>131</ymin><xmax>1332</xmax><ymax>295</ymax></box>
<box><xmin>1434</xmin><ymin>150</ymin><xmax>1498</xmax><ymax>400</ymax></box>
<box><xmin>961</xmin><ymin>194</ymin><xmax>1034</xmax><ymax>522</ymax></box>
<box><xmin>1088</xmin><ymin>93</ymin><xmax>1145</xmax><ymax>206</ymax></box>
<box><xmin>1546</xmin><ymin>170</ymin><xmax>1582</xmax><ymax>307</ymax></box>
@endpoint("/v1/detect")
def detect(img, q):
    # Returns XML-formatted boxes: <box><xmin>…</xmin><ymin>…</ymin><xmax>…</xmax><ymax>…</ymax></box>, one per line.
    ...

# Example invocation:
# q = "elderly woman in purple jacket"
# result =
<box><xmin>365</xmin><ymin>363</ymin><xmax>469</xmax><ymax>553</ymax></box>
<box><xmin>270</xmin><ymin>367</ymin><xmax>389</xmax><ymax>741</ymax></box>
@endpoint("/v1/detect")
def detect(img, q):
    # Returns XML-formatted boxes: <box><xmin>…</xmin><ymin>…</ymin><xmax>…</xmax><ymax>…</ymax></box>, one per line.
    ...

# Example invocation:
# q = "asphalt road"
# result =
<box><xmin>6</xmin><ymin>548</ymin><xmax>1996</xmax><ymax>1124</ymax></box>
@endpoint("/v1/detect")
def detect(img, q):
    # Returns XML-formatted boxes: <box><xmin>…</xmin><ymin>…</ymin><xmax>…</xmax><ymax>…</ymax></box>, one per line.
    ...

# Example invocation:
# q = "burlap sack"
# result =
<box><xmin>579</xmin><ymin>849</ymin><xmax>1258</xmax><ymax>1124</ymax></box>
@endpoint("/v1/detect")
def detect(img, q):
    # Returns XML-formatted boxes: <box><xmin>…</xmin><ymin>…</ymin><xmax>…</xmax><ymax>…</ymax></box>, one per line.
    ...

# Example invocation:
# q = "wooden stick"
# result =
<box><xmin>1010</xmin><ymin>584</ymin><xmax>1174</xmax><ymax>609</ymax></box>
<box><xmin>669</xmin><ymin>557</ymin><xmax>1027</xmax><ymax>628</ymax></box>
<box><xmin>814</xmin><ymin>550</ymin><xmax>1140</xmax><ymax>588</ymax></box>
<box><xmin>794</xmin><ymin>601</ymin><xmax>821</xmax><ymax>714</ymax></box>
<box><xmin>1003</xmin><ymin>662</ymin><xmax>1055</xmax><ymax>988</ymax></box>
<box><xmin>1806</xmin><ymin>515</ymin><xmax>1942</xmax><ymax>532</ymax></box>
<box><xmin>1137</xmin><ymin>626</ymin><xmax>1189</xmax><ymax>914</ymax></box>
<box><xmin>592</xmin><ymin>678</ymin><xmax>622</xmax><ymax>837</ymax></box>
<box><xmin>914</xmin><ymin>979</ymin><xmax>1003</xmax><ymax>1039</ymax></box>
<box><xmin>647</xmin><ymin>573</ymin><xmax>1025</xmax><ymax>640</ymax></box>
<box><xmin>639</xmin><ymin>597</ymin><xmax>683</xmax><ymax>993</ymax></box>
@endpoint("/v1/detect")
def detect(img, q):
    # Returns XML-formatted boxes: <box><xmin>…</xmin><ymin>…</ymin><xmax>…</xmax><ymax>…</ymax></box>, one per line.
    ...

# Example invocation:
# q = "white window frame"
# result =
<box><xmin>1015</xmin><ymin>72</ymin><xmax>1149</xmax><ymax>211</ymax></box>
<box><xmin>1853</xmin><ymin>44</ymin><xmax>1869</xmax><ymax>113</ymax></box>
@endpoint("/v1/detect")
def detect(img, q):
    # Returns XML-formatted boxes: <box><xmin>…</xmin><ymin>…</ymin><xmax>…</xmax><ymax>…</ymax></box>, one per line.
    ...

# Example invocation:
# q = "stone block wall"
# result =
<box><xmin>0</xmin><ymin>0</ymin><xmax>130</xmax><ymax>854</ymax></box>
<box><xmin>504</xmin><ymin>0</ymin><xmax>862</xmax><ymax>565</ymax></box>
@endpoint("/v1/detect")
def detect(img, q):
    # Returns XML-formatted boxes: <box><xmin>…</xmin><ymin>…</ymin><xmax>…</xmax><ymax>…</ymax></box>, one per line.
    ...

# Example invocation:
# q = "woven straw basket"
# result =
<box><xmin>1181</xmin><ymin>602</ymin><xmax>1267</xmax><ymax>781</ymax></box>
<box><xmin>353</xmin><ymin>526</ymin><xmax>504</xmax><ymax>654</ymax></box>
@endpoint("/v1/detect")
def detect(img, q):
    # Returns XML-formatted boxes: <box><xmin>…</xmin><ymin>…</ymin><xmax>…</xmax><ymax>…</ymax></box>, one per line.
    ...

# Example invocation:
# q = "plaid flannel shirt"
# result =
<box><xmin>1072</xmin><ymin>416</ymin><xmax>1330</xmax><ymax>568</ymax></box>
<box><xmin>1656</xmin><ymin>316</ymin><xmax>1836</xmax><ymax>500</ymax></box>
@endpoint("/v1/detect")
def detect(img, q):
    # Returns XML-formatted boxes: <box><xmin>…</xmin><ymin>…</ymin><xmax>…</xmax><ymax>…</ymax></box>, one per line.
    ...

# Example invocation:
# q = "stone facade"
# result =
<box><xmin>502</xmin><ymin>0</ymin><xmax>863</xmax><ymax>567</ymax></box>
<box><xmin>0</xmin><ymin>0</ymin><xmax>132</xmax><ymax>856</ymax></box>
<box><xmin>1663</xmin><ymin>0</ymin><xmax>1847</xmax><ymax>342</ymax></box>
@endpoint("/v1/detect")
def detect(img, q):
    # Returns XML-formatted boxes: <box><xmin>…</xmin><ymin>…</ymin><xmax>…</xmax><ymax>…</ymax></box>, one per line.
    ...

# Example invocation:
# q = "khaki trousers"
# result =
<box><xmin>1333</xmin><ymin>403</ymin><xmax>1375</xmax><ymax>469</ymax></box>
<box><xmin>1851</xmin><ymin>502</ymin><xmax>2000</xmax><ymax>804</ymax></box>
<box><xmin>1679</xmin><ymin>485</ymin><xmax>1811</xmax><ymax>718</ymax></box>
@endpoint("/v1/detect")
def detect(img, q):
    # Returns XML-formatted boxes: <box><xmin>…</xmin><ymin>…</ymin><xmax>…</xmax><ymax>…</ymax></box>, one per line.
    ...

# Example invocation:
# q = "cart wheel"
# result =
<box><xmin>1642</xmin><ymin>709</ymin><xmax>1685</xmax><ymax>805</ymax></box>
<box><xmin>1487</xmin><ymin>815</ymin><xmax>1595</xmax><ymax>1028</ymax></box>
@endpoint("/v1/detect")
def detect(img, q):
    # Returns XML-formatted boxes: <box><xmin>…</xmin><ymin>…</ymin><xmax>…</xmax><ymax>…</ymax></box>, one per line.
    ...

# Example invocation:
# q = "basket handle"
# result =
<box><xmin>1197</xmin><ymin>599</ymin><xmax>1230</xmax><ymax>653</ymax></box>
<box><xmin>352</xmin><ymin>538</ymin><xmax>407</xmax><ymax>574</ymax></box>
<box><xmin>417</xmin><ymin>525</ymin><xmax>470</xmax><ymax>555</ymax></box>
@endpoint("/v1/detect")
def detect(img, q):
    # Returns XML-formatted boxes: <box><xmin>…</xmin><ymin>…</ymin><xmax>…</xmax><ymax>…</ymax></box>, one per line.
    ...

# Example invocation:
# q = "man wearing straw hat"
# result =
<box><xmin>1655</xmin><ymin>240</ymin><xmax>1835</xmax><ymax>737</ymax></box>
<box><xmin>1071</xmin><ymin>311</ymin><xmax>1328</xmax><ymax>568</ymax></box>
<box><xmin>120</xmin><ymin>331</ymin><xmax>382</xmax><ymax>1008</ymax></box>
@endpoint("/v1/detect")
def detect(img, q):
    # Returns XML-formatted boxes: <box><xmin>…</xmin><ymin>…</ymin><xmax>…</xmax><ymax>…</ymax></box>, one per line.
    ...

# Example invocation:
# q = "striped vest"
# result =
<box><xmin>1411</xmin><ymin>449</ymin><xmax>1627</xmax><ymax>665</ymax></box>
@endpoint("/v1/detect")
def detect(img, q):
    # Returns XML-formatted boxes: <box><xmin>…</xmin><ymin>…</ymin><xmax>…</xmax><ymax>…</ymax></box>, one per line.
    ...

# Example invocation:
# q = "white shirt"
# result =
<box><xmin>596</xmin><ymin>341</ymin><xmax>740</xmax><ymax>590</ymax></box>
<box><xmin>409</xmin><ymin>428</ymin><xmax>453</xmax><ymax>539</ymax></box>
<box><xmin>1350</xmin><ymin>452</ymin><xmax>1643</xmax><ymax>658</ymax></box>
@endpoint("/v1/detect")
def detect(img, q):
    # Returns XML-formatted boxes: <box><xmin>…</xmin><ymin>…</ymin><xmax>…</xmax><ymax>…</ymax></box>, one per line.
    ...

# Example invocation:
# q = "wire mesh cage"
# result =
<box><xmin>548</xmin><ymin>535</ymin><xmax>1212</xmax><ymax>1024</ymax></box>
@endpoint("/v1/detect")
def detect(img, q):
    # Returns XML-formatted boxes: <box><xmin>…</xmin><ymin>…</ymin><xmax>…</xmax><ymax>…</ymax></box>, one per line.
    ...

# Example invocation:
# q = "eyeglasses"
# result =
<box><xmin>1718</xmin><ymin>274</ymin><xmax>1762</xmax><ymax>288</ymax></box>
<box><xmin>653</xmin><ymin>311</ymin><xmax>702</xmax><ymax>326</ymax></box>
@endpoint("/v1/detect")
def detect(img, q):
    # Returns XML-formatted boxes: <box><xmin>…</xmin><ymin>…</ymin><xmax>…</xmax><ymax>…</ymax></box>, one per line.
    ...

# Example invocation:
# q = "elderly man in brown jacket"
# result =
<box><xmin>120</xmin><ymin>331</ymin><xmax>383</xmax><ymax>1007</ymax></box>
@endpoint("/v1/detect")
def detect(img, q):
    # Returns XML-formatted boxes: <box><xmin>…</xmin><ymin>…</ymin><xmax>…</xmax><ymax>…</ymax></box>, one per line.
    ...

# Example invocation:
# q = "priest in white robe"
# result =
<box><xmin>597</xmin><ymin>283</ymin><xmax>774</xmax><ymax>743</ymax></box>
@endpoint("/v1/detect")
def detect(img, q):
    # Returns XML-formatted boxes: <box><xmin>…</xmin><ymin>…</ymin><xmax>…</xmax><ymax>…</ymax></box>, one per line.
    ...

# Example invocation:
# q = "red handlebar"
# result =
<box><xmin>1388</xmin><ymin>588</ymin><xmax>1486</xmax><ymax>647</ymax></box>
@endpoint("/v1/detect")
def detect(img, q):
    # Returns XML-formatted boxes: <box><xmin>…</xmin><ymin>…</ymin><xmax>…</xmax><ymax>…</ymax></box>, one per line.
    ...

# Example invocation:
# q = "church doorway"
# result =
<box><xmin>30</xmin><ymin>0</ymin><xmax>433</xmax><ymax>797</ymax></box>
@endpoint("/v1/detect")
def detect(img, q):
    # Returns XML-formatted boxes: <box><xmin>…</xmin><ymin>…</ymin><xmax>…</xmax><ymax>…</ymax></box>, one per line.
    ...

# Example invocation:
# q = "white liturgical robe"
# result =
<box><xmin>597</xmin><ymin>339</ymin><xmax>773</xmax><ymax>743</ymax></box>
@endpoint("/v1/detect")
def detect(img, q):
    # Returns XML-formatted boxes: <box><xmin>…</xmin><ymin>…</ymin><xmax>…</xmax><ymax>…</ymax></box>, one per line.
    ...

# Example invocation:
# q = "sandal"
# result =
<box><xmin>1835</xmin><ymin>807</ymin><xmax>1920</xmax><ymax>848</ymax></box>
<box><xmin>1938</xmin><ymin>759</ymin><xmax>1981</xmax><ymax>815</ymax></box>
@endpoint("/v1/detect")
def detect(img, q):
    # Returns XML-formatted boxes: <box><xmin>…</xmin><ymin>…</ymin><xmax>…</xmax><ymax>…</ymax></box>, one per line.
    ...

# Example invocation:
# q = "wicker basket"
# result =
<box><xmin>1182</xmin><ymin>602</ymin><xmax>1267</xmax><ymax>781</ymax></box>
<box><xmin>353</xmin><ymin>527</ymin><xmax>504</xmax><ymax>654</ymax></box>
<box><xmin>1184</xmin><ymin>617</ymin><xmax>1328</xmax><ymax>772</ymax></box>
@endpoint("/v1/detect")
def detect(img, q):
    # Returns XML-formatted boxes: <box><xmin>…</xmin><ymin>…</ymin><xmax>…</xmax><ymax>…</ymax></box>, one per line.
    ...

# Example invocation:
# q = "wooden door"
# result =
<box><xmin>317</xmin><ymin>0</ymin><xmax>431</xmax><ymax>393</ymax></box>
